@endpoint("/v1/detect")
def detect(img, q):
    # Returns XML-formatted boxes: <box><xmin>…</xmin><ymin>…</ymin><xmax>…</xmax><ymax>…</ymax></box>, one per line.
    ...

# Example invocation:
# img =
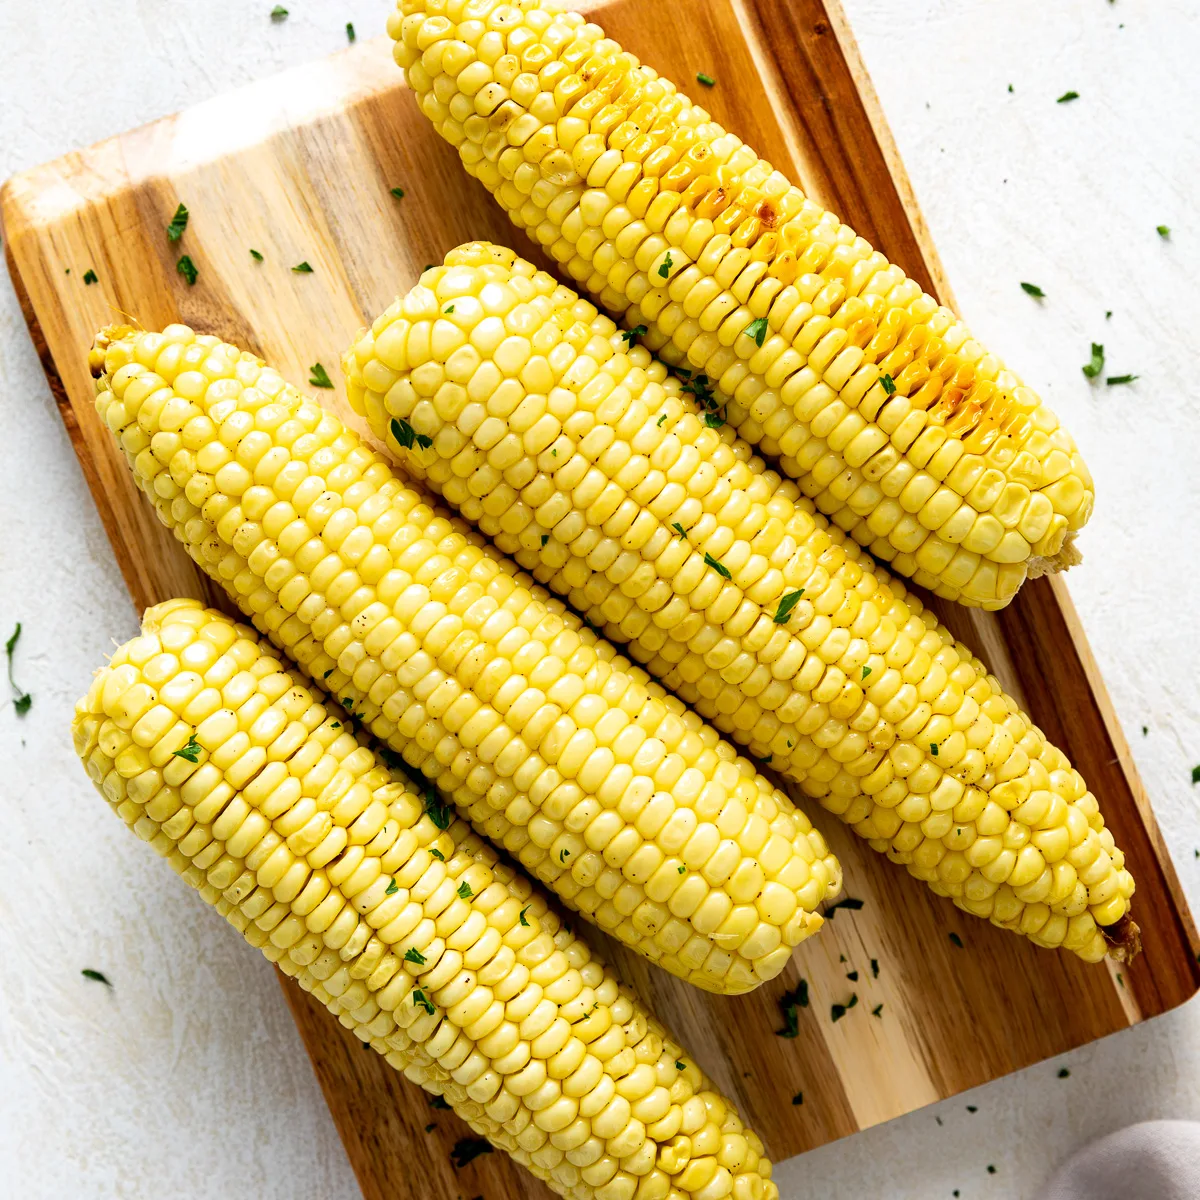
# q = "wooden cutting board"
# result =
<box><xmin>5</xmin><ymin>2</ymin><xmax>1198</xmax><ymax>1197</ymax></box>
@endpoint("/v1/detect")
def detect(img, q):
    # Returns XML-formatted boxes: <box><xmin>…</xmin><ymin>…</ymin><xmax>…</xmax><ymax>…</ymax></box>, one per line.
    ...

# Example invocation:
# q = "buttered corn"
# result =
<box><xmin>343</xmin><ymin>243</ymin><xmax>1137</xmax><ymax>963</ymax></box>
<box><xmin>90</xmin><ymin>322</ymin><xmax>840</xmax><ymax>993</ymax></box>
<box><xmin>388</xmin><ymin>0</ymin><xmax>1093</xmax><ymax>610</ymax></box>
<box><xmin>73</xmin><ymin>599</ymin><xmax>782</xmax><ymax>1200</ymax></box>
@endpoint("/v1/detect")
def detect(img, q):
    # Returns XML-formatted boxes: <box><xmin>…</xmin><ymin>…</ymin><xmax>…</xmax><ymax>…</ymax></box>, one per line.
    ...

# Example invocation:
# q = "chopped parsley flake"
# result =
<box><xmin>81</xmin><ymin>968</ymin><xmax>112</xmax><ymax>986</ymax></box>
<box><xmin>861</xmin><ymin>665</ymin><xmax>872</xmax><ymax>681</ymax></box>
<box><xmin>658</xmin><ymin>252</ymin><xmax>674</xmax><ymax>278</ymax></box>
<box><xmin>1157</xmin><ymin>224</ymin><xmax>1170</xmax><ymax>239</ymax></box>
<box><xmin>824</xmin><ymin>896</ymin><xmax>864</xmax><ymax>918</ymax></box>
<box><xmin>792</xmin><ymin>1091</ymin><xmax>803</xmax><ymax>1105</ymax></box>
<box><xmin>176</xmin><ymin>255</ymin><xmax>198</xmax><ymax>286</ymax></box>
<box><xmin>930</xmin><ymin>742</ymin><xmax>940</xmax><ymax>756</ymax></box>
<box><xmin>404</xmin><ymin>947</ymin><xmax>426</xmax><ymax>965</ymax></box>
<box><xmin>1058</xmin><ymin>1068</ymin><xmax>1070</xmax><ymax>1078</ymax></box>
<box><xmin>425</xmin><ymin>1123</ymin><xmax>436</xmax><ymax>1133</ymax></box>
<box><xmin>847</xmin><ymin>970</ymin><xmax>859</xmax><ymax>982</ymax></box>
<box><xmin>871</xmin><ymin>1004</ymin><xmax>883</xmax><ymax>1017</ymax></box>
<box><xmin>831</xmin><ymin>994</ymin><xmax>858</xmax><ymax>1022</ymax></box>
<box><xmin>743</xmin><ymin>317</ymin><xmax>769</xmax><ymax>347</ymax></box>
<box><xmin>250</xmin><ymin>249</ymin><xmax>263</xmax><ymax>261</ymax></box>
<box><xmin>323</xmin><ymin>668</ymin><xmax>335</xmax><ymax>679</ymax></box>
<box><xmin>703</xmin><ymin>410</ymin><xmax>725</xmax><ymax>428</ymax></box>
<box><xmin>430</xmin><ymin>848</ymin><xmax>444</xmax><ymax>861</ymax></box>
<box><xmin>677</xmin><ymin>864</ymin><xmax>686</xmax><ymax>874</ymax></box>
<box><xmin>967</xmin><ymin>1105</ymin><xmax>978</xmax><ymax>1114</ymax></box>
<box><xmin>540</xmin><ymin>535</ymin><xmax>549</xmax><ymax>547</ymax></box>
<box><xmin>450</xmin><ymin>1138</ymin><xmax>493</xmax><ymax>1170</ymax></box>
<box><xmin>424</xmin><ymin>790</ymin><xmax>452</xmax><ymax>830</ymax></box>
<box><xmin>559</xmin><ymin>848</ymin><xmax>570</xmax><ymax>863</ymax></box>
<box><xmin>519</xmin><ymin>905</ymin><xmax>531</xmax><ymax>926</ymax></box>
<box><xmin>675</xmin><ymin>1060</ymin><xmax>685</xmax><ymax>1070</ymax></box>
<box><xmin>5</xmin><ymin>623</ymin><xmax>32</xmax><ymax>716</ymax></box>
<box><xmin>292</xmin><ymin>261</ymin><xmax>314</xmax><ymax>273</ymax></box>
<box><xmin>871</xmin><ymin>958</ymin><xmax>879</xmax><ymax>978</ymax></box>
<box><xmin>775</xmin><ymin>980</ymin><xmax>809</xmax><ymax>1038</ymax></box>
<box><xmin>455</xmin><ymin>880</ymin><xmax>472</xmax><ymax>900</ymax></box>
<box><xmin>346</xmin><ymin>22</ymin><xmax>356</xmax><ymax>42</ymax></box>
<box><xmin>82</xmin><ymin>269</ymin><xmax>98</xmax><ymax>285</ymax></box>
<box><xmin>1020</xmin><ymin>281</ymin><xmax>1045</xmax><ymax>298</ymax></box>
<box><xmin>949</xmin><ymin>932</ymin><xmax>963</xmax><ymax>948</ymax></box>
<box><xmin>773</xmin><ymin>590</ymin><xmax>804</xmax><ymax>624</ymax></box>
<box><xmin>430</xmin><ymin>1096</ymin><xmax>451</xmax><ymax>1110</ymax></box>
<box><xmin>270</xmin><ymin>5</ymin><xmax>288</xmax><ymax>20</ymax></box>
<box><xmin>308</xmin><ymin>363</ymin><xmax>333</xmax><ymax>388</ymax></box>
<box><xmin>673</xmin><ymin>522</ymin><xmax>688</xmax><ymax>540</ymax></box>
<box><xmin>1191</xmin><ymin>765</ymin><xmax>1200</xmax><ymax>785</ymax></box>
<box><xmin>172</xmin><ymin>734</ymin><xmax>201</xmax><ymax>763</ymax></box>
<box><xmin>621</xmin><ymin>324</ymin><xmax>647</xmax><ymax>345</ymax></box>
<box><xmin>879</xmin><ymin>372</ymin><xmax>897</xmax><ymax>396</ymax></box>
<box><xmin>1082</xmin><ymin>342</ymin><xmax>1105</xmax><ymax>380</ymax></box>
<box><xmin>386</xmin><ymin>879</ymin><xmax>400</xmax><ymax>896</ymax></box>
<box><xmin>987</xmin><ymin>1165</ymin><xmax>996</xmax><ymax>1175</ymax></box>
<box><xmin>389</xmin><ymin>415</ymin><xmax>433</xmax><ymax>450</ymax></box>
<box><xmin>704</xmin><ymin>552</ymin><xmax>731</xmax><ymax>579</ymax></box>
<box><xmin>166</xmin><ymin>203</ymin><xmax>189</xmax><ymax>242</ymax></box>
<box><xmin>1057</xmin><ymin>91</ymin><xmax>1079</xmax><ymax>103</ymax></box>
<box><xmin>412</xmin><ymin>989</ymin><xmax>435</xmax><ymax>1015</ymax></box>
<box><xmin>444</xmin><ymin>304</ymin><xmax>455</xmax><ymax>314</ymax></box>
<box><xmin>657</xmin><ymin>413</ymin><xmax>668</xmax><ymax>427</ymax></box>
<box><xmin>1106</xmin><ymin>374</ymin><xmax>1138</xmax><ymax>386</ymax></box>
<box><xmin>696</xmin><ymin>73</ymin><xmax>715</xmax><ymax>87</ymax></box>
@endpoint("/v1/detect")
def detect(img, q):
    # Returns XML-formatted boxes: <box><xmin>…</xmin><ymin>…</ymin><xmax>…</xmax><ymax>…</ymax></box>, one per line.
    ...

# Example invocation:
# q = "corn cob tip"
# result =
<box><xmin>1101</xmin><ymin>912</ymin><xmax>1141</xmax><ymax>964</ymax></box>
<box><xmin>1027</xmin><ymin>531</ymin><xmax>1084</xmax><ymax>580</ymax></box>
<box><xmin>89</xmin><ymin>324</ymin><xmax>138</xmax><ymax>378</ymax></box>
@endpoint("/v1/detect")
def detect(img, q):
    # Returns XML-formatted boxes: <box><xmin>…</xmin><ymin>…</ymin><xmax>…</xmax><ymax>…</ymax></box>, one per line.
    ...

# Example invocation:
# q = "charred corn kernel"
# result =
<box><xmin>388</xmin><ymin>0</ymin><xmax>1093</xmax><ymax>610</ymax></box>
<box><xmin>73</xmin><ymin>601</ymin><xmax>779</xmax><ymax>1200</ymax></box>
<box><xmin>344</xmin><ymin>244</ymin><xmax>1137</xmax><ymax>964</ymax></box>
<box><xmin>91</xmin><ymin>323</ymin><xmax>840</xmax><ymax>993</ymax></box>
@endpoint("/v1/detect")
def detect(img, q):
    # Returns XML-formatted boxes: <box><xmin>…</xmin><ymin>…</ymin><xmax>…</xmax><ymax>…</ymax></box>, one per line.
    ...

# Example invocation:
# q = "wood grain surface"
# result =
<box><xmin>4</xmin><ymin>2</ymin><xmax>1197</xmax><ymax>1197</ymax></box>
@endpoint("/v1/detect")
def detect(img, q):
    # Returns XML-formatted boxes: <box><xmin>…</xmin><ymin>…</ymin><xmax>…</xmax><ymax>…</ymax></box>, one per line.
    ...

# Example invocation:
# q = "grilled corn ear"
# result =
<box><xmin>73</xmin><ymin>599</ymin><xmax>783</xmax><ymax>1200</ymax></box>
<box><xmin>388</xmin><ymin>0</ymin><xmax>1092</xmax><ymax>609</ymax></box>
<box><xmin>90</xmin><ymin>322</ymin><xmax>840</xmax><ymax>992</ymax></box>
<box><xmin>344</xmin><ymin>243</ymin><xmax>1137</xmax><ymax>964</ymax></box>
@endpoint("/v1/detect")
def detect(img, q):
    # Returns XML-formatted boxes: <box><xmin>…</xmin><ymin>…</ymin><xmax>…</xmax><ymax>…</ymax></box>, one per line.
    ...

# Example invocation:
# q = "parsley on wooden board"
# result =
<box><xmin>696</xmin><ymin>73</ymin><xmax>716</xmax><ymax>87</ymax></box>
<box><xmin>775</xmin><ymin>980</ymin><xmax>809</xmax><ymax>1038</ymax></box>
<box><xmin>308</xmin><ymin>363</ymin><xmax>334</xmax><ymax>389</ymax></box>
<box><xmin>82</xmin><ymin>269</ymin><xmax>98</xmax><ymax>284</ymax></box>
<box><xmin>249</xmin><ymin>248</ymin><xmax>263</xmax><ymax>261</ymax></box>
<box><xmin>166</xmin><ymin>203</ymin><xmax>189</xmax><ymax>241</ymax></box>
<box><xmin>176</xmin><ymin>255</ymin><xmax>198</xmax><ymax>285</ymax></box>
<box><xmin>390</xmin><ymin>186</ymin><xmax>406</xmax><ymax>199</ymax></box>
<box><xmin>292</xmin><ymin>260</ymin><xmax>313</xmax><ymax>273</ymax></box>
<box><xmin>450</xmin><ymin>1139</ymin><xmax>493</xmax><ymax>1169</ymax></box>
<box><xmin>823</xmin><ymin>896</ymin><xmax>864</xmax><ymax>918</ymax></box>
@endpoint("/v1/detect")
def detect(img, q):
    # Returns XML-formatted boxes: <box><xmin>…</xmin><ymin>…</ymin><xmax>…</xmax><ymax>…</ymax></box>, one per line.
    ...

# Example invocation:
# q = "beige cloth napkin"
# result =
<box><xmin>1043</xmin><ymin>1121</ymin><xmax>1200</xmax><ymax>1199</ymax></box>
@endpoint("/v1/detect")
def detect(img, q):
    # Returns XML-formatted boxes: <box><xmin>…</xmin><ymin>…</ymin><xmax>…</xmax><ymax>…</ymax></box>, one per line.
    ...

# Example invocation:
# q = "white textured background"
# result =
<box><xmin>1</xmin><ymin>1</ymin><xmax>1197</xmax><ymax>1197</ymax></box>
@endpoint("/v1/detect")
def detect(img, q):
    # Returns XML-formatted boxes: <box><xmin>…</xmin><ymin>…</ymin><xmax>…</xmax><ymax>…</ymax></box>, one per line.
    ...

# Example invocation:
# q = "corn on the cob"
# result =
<box><xmin>73</xmin><ymin>599</ymin><xmax>781</xmax><ymax>1200</ymax></box>
<box><xmin>344</xmin><ymin>243</ymin><xmax>1137</xmax><ymax>963</ymax></box>
<box><xmin>387</xmin><ymin>0</ymin><xmax>1093</xmax><ymax>611</ymax></box>
<box><xmin>90</xmin><ymin>322</ymin><xmax>840</xmax><ymax>993</ymax></box>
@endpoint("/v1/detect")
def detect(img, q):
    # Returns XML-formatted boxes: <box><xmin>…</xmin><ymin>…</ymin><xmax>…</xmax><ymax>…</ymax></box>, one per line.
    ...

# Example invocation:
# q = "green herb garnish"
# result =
<box><xmin>450</xmin><ymin>1138</ymin><xmax>494</xmax><ymax>1170</ymax></box>
<box><xmin>81</xmin><ymin>968</ymin><xmax>112</xmax><ymax>986</ymax></box>
<box><xmin>930</xmin><ymin>742</ymin><xmax>940</xmax><ymax>756</ymax></box>
<box><xmin>704</xmin><ymin>552</ymin><xmax>731</xmax><ymax>579</ymax></box>
<box><xmin>250</xmin><ymin>249</ymin><xmax>263</xmax><ymax>261</ymax></box>
<box><xmin>1056</xmin><ymin>91</ymin><xmax>1079</xmax><ymax>103</ymax></box>
<box><xmin>871</xmin><ymin>958</ymin><xmax>879</xmax><ymax>978</ymax></box>
<box><xmin>176</xmin><ymin>255</ymin><xmax>198</xmax><ymax>286</ymax></box>
<box><xmin>861</xmin><ymin>665</ymin><xmax>872</xmax><ymax>680</ymax></box>
<box><xmin>621</xmin><ymin>324</ymin><xmax>647</xmax><ymax>345</ymax></box>
<box><xmin>1082</xmin><ymin>342</ymin><xmax>1105</xmax><ymax>379</ymax></box>
<box><xmin>830</xmin><ymin>994</ymin><xmax>857</xmax><ymax>1022</ymax></box>
<box><xmin>847</xmin><ymin>970</ymin><xmax>859</xmax><ymax>981</ymax></box>
<box><xmin>1106</xmin><ymin>374</ymin><xmax>1138</xmax><ymax>386</ymax></box>
<box><xmin>412</xmin><ymin>989</ymin><xmax>435</xmax><ymax>1015</ymax></box>
<box><xmin>346</xmin><ymin>22</ymin><xmax>356</xmax><ymax>42</ymax></box>
<box><xmin>743</xmin><ymin>316</ymin><xmax>769</xmax><ymax>347</ymax></box>
<box><xmin>703</xmin><ymin>410</ymin><xmax>725</xmax><ymax>428</ymax></box>
<box><xmin>430</xmin><ymin>1095</ymin><xmax>451</xmax><ymax>1109</ymax></box>
<box><xmin>389</xmin><ymin>415</ymin><xmax>433</xmax><ymax>450</ymax></box>
<box><xmin>673</xmin><ymin>522</ymin><xmax>688</xmax><ymax>540</ymax></box>
<box><xmin>1157</xmin><ymin>224</ymin><xmax>1170</xmax><ymax>239</ymax></box>
<box><xmin>444</xmin><ymin>304</ymin><xmax>455</xmax><ymax>314</ymax></box>
<box><xmin>675</xmin><ymin>1060</ymin><xmax>685</xmax><ymax>1070</ymax></box>
<box><xmin>824</xmin><ymin>896</ymin><xmax>864</xmax><ymax>918</ymax></box>
<box><xmin>949</xmin><ymin>932</ymin><xmax>963</xmax><ymax>948</ymax></box>
<box><xmin>519</xmin><ymin>906</ymin><xmax>531</xmax><ymax>926</ymax></box>
<box><xmin>172</xmin><ymin>734</ymin><xmax>202</xmax><ymax>763</ymax></box>
<box><xmin>677</xmin><ymin>864</ymin><xmax>686</xmax><ymax>874</ymax></box>
<box><xmin>270</xmin><ymin>5</ymin><xmax>288</xmax><ymax>19</ymax></box>
<box><xmin>559</xmin><ymin>848</ymin><xmax>570</xmax><ymax>863</ymax></box>
<box><xmin>792</xmin><ymin>1091</ymin><xmax>803</xmax><ymax>1105</ymax></box>
<box><xmin>456</xmin><ymin>880</ymin><xmax>473</xmax><ymax>899</ymax></box>
<box><xmin>773</xmin><ymin>590</ymin><xmax>804</xmax><ymax>624</ymax></box>
<box><xmin>1058</xmin><ymin>1068</ymin><xmax>1070</xmax><ymax>1078</ymax></box>
<box><xmin>82</xmin><ymin>269</ymin><xmax>98</xmax><ymax>285</ymax></box>
<box><xmin>5</xmin><ymin>623</ymin><xmax>31</xmax><ymax>715</ymax></box>
<box><xmin>166</xmin><ymin>203</ymin><xmax>189</xmax><ymax>242</ymax></box>
<box><xmin>540</xmin><ymin>535</ymin><xmax>549</xmax><ymax>547</ymax></box>
<box><xmin>872</xmin><ymin>1003</ymin><xmax>883</xmax><ymax>1017</ymax></box>
<box><xmin>657</xmin><ymin>413</ymin><xmax>668</xmax><ymax>427</ymax></box>
<box><xmin>430</xmin><ymin>848</ymin><xmax>444</xmax><ymax>861</ymax></box>
<box><xmin>1020</xmin><ymin>281</ymin><xmax>1045</xmax><ymax>298</ymax></box>
<box><xmin>879</xmin><ymin>372</ymin><xmax>896</xmax><ymax>395</ymax></box>
<box><xmin>658</xmin><ymin>251</ymin><xmax>674</xmax><ymax>278</ymax></box>
<box><xmin>292</xmin><ymin>260</ymin><xmax>314</xmax><ymax>273</ymax></box>
<box><xmin>775</xmin><ymin>980</ymin><xmax>809</xmax><ymax>1038</ymax></box>
<box><xmin>386</xmin><ymin>879</ymin><xmax>400</xmax><ymax>896</ymax></box>
<box><xmin>696</xmin><ymin>73</ymin><xmax>715</xmax><ymax>87</ymax></box>
<box><xmin>404</xmin><ymin>947</ymin><xmax>426</xmax><ymax>965</ymax></box>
